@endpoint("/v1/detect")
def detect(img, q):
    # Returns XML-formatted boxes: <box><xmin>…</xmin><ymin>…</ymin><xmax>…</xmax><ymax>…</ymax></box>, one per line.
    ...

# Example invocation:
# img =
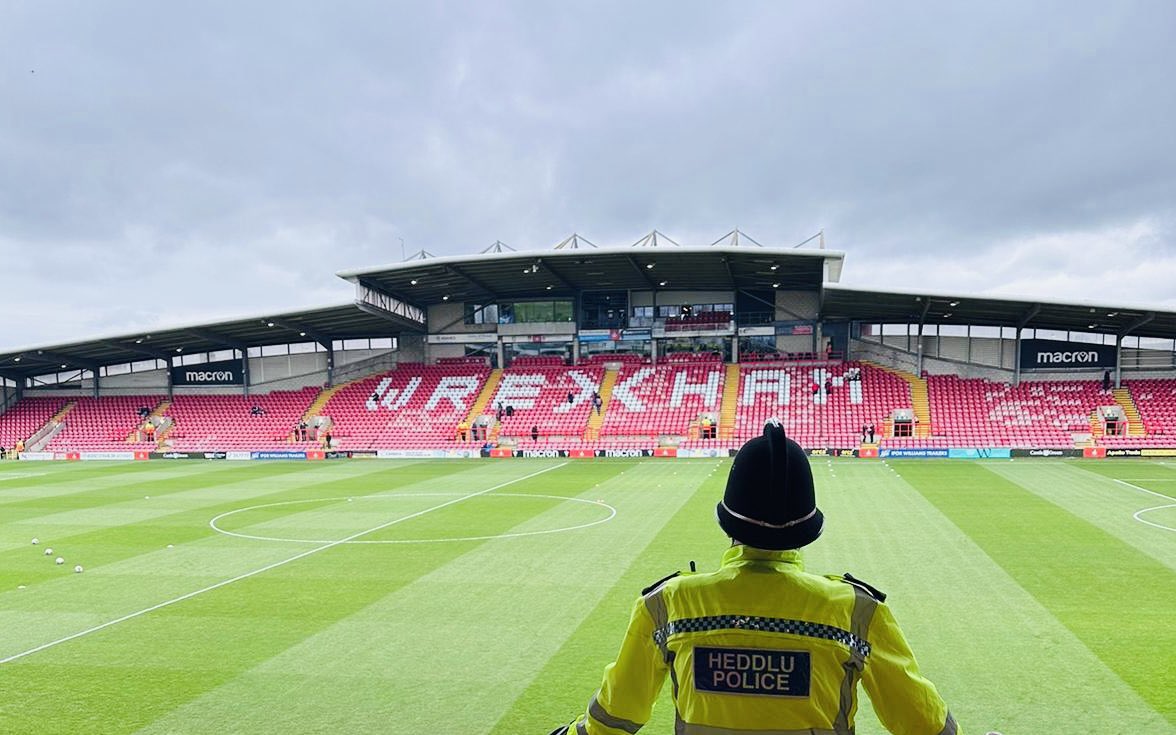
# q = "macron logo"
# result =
<box><xmin>1036</xmin><ymin>350</ymin><xmax>1099</xmax><ymax>365</ymax></box>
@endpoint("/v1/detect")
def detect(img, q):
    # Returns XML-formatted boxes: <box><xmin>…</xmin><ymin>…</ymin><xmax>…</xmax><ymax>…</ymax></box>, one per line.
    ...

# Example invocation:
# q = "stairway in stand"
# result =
<box><xmin>583</xmin><ymin>367</ymin><xmax>619</xmax><ymax>441</ymax></box>
<box><xmin>462</xmin><ymin>368</ymin><xmax>503</xmax><ymax>431</ymax></box>
<box><xmin>51</xmin><ymin>402</ymin><xmax>76</xmax><ymax>423</ymax></box>
<box><xmin>127</xmin><ymin>399</ymin><xmax>171</xmax><ymax>443</ymax></box>
<box><xmin>718</xmin><ymin>363</ymin><xmax>740</xmax><ymax>440</ymax></box>
<box><xmin>1085</xmin><ymin>409</ymin><xmax>1104</xmax><ymax>447</ymax></box>
<box><xmin>862</xmin><ymin>361</ymin><xmax>931</xmax><ymax>438</ymax></box>
<box><xmin>1111</xmin><ymin>387</ymin><xmax>1146</xmax><ymax>436</ymax></box>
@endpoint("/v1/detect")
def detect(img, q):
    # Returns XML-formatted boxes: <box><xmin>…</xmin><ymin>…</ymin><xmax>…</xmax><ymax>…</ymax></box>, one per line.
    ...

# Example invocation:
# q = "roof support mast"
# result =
<box><xmin>1012</xmin><ymin>305</ymin><xmax>1041</xmax><ymax>387</ymax></box>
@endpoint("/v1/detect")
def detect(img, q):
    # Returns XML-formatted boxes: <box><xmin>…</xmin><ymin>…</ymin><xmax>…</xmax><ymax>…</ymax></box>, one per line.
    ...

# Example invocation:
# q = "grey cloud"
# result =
<box><xmin>1</xmin><ymin>0</ymin><xmax>1173</xmax><ymax>348</ymax></box>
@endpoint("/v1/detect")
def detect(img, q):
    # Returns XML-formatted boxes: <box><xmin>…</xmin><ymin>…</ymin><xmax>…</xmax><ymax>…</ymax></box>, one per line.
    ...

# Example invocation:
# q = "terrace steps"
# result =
<box><xmin>126</xmin><ymin>399</ymin><xmax>171</xmax><ymax>443</ymax></box>
<box><xmin>719</xmin><ymin>363</ymin><xmax>740</xmax><ymax>440</ymax></box>
<box><xmin>302</xmin><ymin>384</ymin><xmax>345</xmax><ymax>422</ymax></box>
<box><xmin>1111</xmin><ymin>388</ymin><xmax>1146</xmax><ymax>436</ymax></box>
<box><xmin>584</xmin><ymin>367</ymin><xmax>619</xmax><ymax>440</ymax></box>
<box><xmin>862</xmin><ymin>361</ymin><xmax>930</xmax><ymax>437</ymax></box>
<box><xmin>463</xmin><ymin>368</ymin><xmax>503</xmax><ymax>426</ymax></box>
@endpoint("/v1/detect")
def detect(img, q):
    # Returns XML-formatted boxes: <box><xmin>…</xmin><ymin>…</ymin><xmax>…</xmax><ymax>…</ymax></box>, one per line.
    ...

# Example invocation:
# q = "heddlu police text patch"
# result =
<box><xmin>694</xmin><ymin>647</ymin><xmax>811</xmax><ymax>697</ymax></box>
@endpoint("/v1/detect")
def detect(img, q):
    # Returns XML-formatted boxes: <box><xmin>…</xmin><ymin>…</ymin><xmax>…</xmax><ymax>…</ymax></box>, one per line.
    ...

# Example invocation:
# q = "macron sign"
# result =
<box><xmin>171</xmin><ymin>359</ymin><xmax>243</xmax><ymax>386</ymax></box>
<box><xmin>1019</xmin><ymin>339</ymin><xmax>1115</xmax><ymax>370</ymax></box>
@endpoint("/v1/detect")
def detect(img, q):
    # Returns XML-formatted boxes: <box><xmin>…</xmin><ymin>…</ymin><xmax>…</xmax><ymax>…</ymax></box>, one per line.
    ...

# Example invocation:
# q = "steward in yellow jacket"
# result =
<box><xmin>552</xmin><ymin>422</ymin><xmax>963</xmax><ymax>735</ymax></box>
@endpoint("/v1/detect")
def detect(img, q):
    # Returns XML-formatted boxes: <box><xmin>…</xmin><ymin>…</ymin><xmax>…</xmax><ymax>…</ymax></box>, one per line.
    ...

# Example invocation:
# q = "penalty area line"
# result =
<box><xmin>1113</xmin><ymin>479</ymin><xmax>1176</xmax><ymax>534</ymax></box>
<box><xmin>0</xmin><ymin>462</ymin><xmax>567</xmax><ymax>666</ymax></box>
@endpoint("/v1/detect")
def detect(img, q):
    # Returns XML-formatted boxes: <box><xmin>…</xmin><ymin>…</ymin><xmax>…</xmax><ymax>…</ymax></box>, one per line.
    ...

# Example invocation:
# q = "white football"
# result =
<box><xmin>74</xmin><ymin>565</ymin><xmax>83</xmax><ymax>573</ymax></box>
<box><xmin>31</xmin><ymin>538</ymin><xmax>39</xmax><ymax>545</ymax></box>
<box><xmin>44</xmin><ymin>548</ymin><xmax>53</xmax><ymax>555</ymax></box>
<box><xmin>55</xmin><ymin>557</ymin><xmax>64</xmax><ymax>565</ymax></box>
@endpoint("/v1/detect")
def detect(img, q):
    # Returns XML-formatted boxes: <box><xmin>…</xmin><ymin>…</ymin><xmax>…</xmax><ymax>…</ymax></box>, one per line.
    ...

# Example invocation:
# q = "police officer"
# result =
<box><xmin>551</xmin><ymin>421</ymin><xmax>981</xmax><ymax>735</ymax></box>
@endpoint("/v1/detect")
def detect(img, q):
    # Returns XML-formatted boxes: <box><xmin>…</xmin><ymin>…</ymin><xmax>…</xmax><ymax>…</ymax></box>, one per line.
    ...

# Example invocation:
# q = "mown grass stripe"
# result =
<box><xmin>899</xmin><ymin>461</ymin><xmax>1176</xmax><ymax>725</ymax></box>
<box><xmin>0</xmin><ymin>461</ymin><xmax>604</xmax><ymax>735</ymax></box>
<box><xmin>490</xmin><ymin>460</ymin><xmax>730</xmax><ymax>734</ymax></box>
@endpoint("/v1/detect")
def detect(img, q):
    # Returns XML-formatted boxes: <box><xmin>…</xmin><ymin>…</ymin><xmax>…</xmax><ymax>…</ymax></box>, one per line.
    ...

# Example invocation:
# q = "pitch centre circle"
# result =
<box><xmin>208</xmin><ymin>492</ymin><xmax>617</xmax><ymax>544</ymax></box>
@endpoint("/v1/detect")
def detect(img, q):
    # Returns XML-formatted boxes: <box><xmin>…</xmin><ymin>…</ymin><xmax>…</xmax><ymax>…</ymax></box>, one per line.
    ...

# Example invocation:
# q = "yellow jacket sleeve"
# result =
<box><xmin>570</xmin><ymin>596</ymin><xmax>669</xmax><ymax>735</ymax></box>
<box><xmin>860</xmin><ymin>602</ymin><xmax>959</xmax><ymax>735</ymax></box>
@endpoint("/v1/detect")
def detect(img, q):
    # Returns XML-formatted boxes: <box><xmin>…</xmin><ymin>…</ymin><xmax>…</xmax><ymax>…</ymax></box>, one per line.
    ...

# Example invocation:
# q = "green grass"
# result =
<box><xmin>0</xmin><ymin>458</ymin><xmax>1173</xmax><ymax>734</ymax></box>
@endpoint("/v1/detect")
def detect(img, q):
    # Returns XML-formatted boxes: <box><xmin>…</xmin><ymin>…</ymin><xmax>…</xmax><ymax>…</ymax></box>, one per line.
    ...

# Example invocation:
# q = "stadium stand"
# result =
<box><xmin>598</xmin><ymin>359</ymin><xmax>725</xmax><ymax>439</ymax></box>
<box><xmin>45</xmin><ymin>396</ymin><xmax>163</xmax><ymax>452</ymax></box>
<box><xmin>319</xmin><ymin>363</ymin><xmax>491</xmax><ymax>449</ymax></box>
<box><xmin>164</xmin><ymin>388</ymin><xmax>320</xmax><ymax>451</ymax></box>
<box><xmin>0</xmin><ymin>396</ymin><xmax>69</xmax><ymax>451</ymax></box>
<box><xmin>729</xmin><ymin>362</ymin><xmax>905</xmax><ymax>448</ymax></box>
<box><xmin>490</xmin><ymin>365</ymin><xmax>605</xmax><ymax>443</ymax></box>
<box><xmin>917</xmin><ymin>376</ymin><xmax>1108</xmax><ymax>448</ymax></box>
<box><xmin>1102</xmin><ymin>379</ymin><xmax>1176</xmax><ymax>447</ymax></box>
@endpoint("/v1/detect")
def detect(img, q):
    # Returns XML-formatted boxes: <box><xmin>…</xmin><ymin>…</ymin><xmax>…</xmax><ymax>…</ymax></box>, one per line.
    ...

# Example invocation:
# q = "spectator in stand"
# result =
<box><xmin>531</xmin><ymin>425</ymin><xmax>539</xmax><ymax>442</ymax></box>
<box><xmin>810</xmin><ymin>381</ymin><xmax>820</xmax><ymax>396</ymax></box>
<box><xmin>250</xmin><ymin>404</ymin><xmax>266</xmax><ymax>417</ymax></box>
<box><xmin>324</xmin><ymin>429</ymin><xmax>333</xmax><ymax>449</ymax></box>
<box><xmin>867</xmin><ymin>422</ymin><xmax>876</xmax><ymax>443</ymax></box>
<box><xmin>567</xmin><ymin>390</ymin><xmax>575</xmax><ymax>404</ymax></box>
<box><xmin>138</xmin><ymin>406</ymin><xmax>151</xmax><ymax>418</ymax></box>
<box><xmin>861</xmin><ymin>422</ymin><xmax>869</xmax><ymax>444</ymax></box>
<box><xmin>1102</xmin><ymin>370</ymin><xmax>1112</xmax><ymax>392</ymax></box>
<box><xmin>506</xmin><ymin>404</ymin><xmax>514</xmax><ymax>417</ymax></box>
<box><xmin>15</xmin><ymin>438</ymin><xmax>25</xmax><ymax>454</ymax></box>
<box><xmin>496</xmin><ymin>401</ymin><xmax>504</xmax><ymax>422</ymax></box>
<box><xmin>457</xmin><ymin>420</ymin><xmax>470</xmax><ymax>441</ymax></box>
<box><xmin>0</xmin><ymin>446</ymin><xmax>7</xmax><ymax>460</ymax></box>
<box><xmin>824</xmin><ymin>377</ymin><xmax>834</xmax><ymax>396</ymax></box>
<box><xmin>144</xmin><ymin>422</ymin><xmax>156</xmax><ymax>443</ymax></box>
<box><xmin>592</xmin><ymin>392</ymin><xmax>603</xmax><ymax>415</ymax></box>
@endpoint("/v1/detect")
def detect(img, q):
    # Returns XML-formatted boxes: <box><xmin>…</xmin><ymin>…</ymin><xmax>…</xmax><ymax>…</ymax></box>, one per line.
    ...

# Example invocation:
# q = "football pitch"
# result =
<box><xmin>1</xmin><ymin>458</ymin><xmax>1173</xmax><ymax>735</ymax></box>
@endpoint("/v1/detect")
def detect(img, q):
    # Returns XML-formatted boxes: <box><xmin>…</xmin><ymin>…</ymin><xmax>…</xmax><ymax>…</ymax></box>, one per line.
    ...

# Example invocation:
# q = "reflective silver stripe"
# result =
<box><xmin>833</xmin><ymin>585</ymin><xmax>878</xmax><ymax>735</ymax></box>
<box><xmin>720</xmin><ymin>501</ymin><xmax>816</xmax><ymax>529</ymax></box>
<box><xmin>588</xmin><ymin>695</ymin><xmax>642</xmax><ymax>734</ymax></box>
<box><xmin>575</xmin><ymin>721</ymin><xmax>589</xmax><ymax>735</ymax></box>
<box><xmin>652</xmin><ymin>615</ymin><xmax>870</xmax><ymax>659</ymax></box>
<box><xmin>676</xmin><ymin>724</ymin><xmax>843</xmax><ymax>735</ymax></box>
<box><xmin>937</xmin><ymin>711</ymin><xmax>958</xmax><ymax>735</ymax></box>
<box><xmin>644</xmin><ymin>589</ymin><xmax>671</xmax><ymax>661</ymax></box>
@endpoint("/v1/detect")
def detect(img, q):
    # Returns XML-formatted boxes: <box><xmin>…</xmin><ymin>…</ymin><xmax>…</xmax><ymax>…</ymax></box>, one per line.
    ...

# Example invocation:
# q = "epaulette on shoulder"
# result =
<box><xmin>642</xmin><ymin>571</ymin><xmax>680</xmax><ymax>596</ymax></box>
<box><xmin>840</xmin><ymin>572</ymin><xmax>887</xmax><ymax>602</ymax></box>
<box><xmin>644</xmin><ymin>562</ymin><xmax>696</xmax><ymax>597</ymax></box>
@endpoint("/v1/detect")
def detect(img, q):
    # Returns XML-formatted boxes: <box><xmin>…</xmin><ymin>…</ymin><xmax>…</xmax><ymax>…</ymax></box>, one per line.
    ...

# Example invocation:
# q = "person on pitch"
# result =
<box><xmin>550</xmin><ymin>420</ymin><xmax>972</xmax><ymax>735</ymax></box>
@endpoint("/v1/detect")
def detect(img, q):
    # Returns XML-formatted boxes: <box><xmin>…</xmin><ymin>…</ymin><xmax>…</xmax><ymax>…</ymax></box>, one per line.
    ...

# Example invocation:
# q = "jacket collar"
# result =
<box><xmin>722</xmin><ymin>544</ymin><xmax>805</xmax><ymax>570</ymax></box>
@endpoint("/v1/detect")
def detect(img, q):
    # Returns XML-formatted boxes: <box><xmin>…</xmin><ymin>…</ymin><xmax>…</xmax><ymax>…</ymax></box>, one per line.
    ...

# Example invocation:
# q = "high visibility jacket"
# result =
<box><xmin>568</xmin><ymin>545</ymin><xmax>958</xmax><ymax>735</ymax></box>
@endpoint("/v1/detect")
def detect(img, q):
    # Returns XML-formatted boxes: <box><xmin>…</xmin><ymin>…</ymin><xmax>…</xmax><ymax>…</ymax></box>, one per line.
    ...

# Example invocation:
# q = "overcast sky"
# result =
<box><xmin>2</xmin><ymin>1</ymin><xmax>1173</xmax><ymax>349</ymax></box>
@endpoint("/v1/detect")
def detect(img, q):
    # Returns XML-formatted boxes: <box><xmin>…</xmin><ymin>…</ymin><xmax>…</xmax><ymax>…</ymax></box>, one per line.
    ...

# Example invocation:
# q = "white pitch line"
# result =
<box><xmin>1113</xmin><ymin>479</ymin><xmax>1176</xmax><ymax>534</ymax></box>
<box><xmin>1113</xmin><ymin>479</ymin><xmax>1176</xmax><ymax>502</ymax></box>
<box><xmin>0</xmin><ymin>462</ymin><xmax>567</xmax><ymax>666</ymax></box>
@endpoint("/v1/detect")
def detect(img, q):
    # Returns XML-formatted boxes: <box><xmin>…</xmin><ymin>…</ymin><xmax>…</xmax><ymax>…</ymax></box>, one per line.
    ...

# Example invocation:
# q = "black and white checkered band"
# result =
<box><xmin>652</xmin><ymin>615</ymin><xmax>871</xmax><ymax>659</ymax></box>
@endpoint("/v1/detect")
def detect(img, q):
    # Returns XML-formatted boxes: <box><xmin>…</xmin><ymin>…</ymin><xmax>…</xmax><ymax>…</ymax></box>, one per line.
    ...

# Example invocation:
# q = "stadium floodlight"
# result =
<box><xmin>266</xmin><ymin>322</ymin><xmax>275</xmax><ymax>327</ymax></box>
<box><xmin>646</xmin><ymin>263</ymin><xmax>654</xmax><ymax>269</ymax></box>
<box><xmin>442</xmin><ymin>295</ymin><xmax>450</xmax><ymax>301</ymax></box>
<box><xmin>60</xmin><ymin>364</ymin><xmax>67</xmax><ymax>369</ymax></box>
<box><xmin>950</xmin><ymin>301</ymin><xmax>960</xmax><ymax>306</ymax></box>
<box><xmin>658</xmin><ymin>280</ymin><xmax>668</xmax><ymax>286</ymax></box>
<box><xmin>409</xmin><ymin>279</ymin><xmax>418</xmax><ymax>285</ymax></box>
<box><xmin>772</xmin><ymin>282</ymin><xmax>780</xmax><ymax>288</ymax></box>
<box><xmin>546</xmin><ymin>285</ymin><xmax>553</xmax><ymax>291</ymax></box>
<box><xmin>13</xmin><ymin>357</ymin><xmax>19</xmax><ymax>362</ymax></box>
<box><xmin>299</xmin><ymin>332</ymin><xmax>306</xmax><ymax>337</ymax></box>
<box><xmin>770</xmin><ymin>264</ymin><xmax>779</xmax><ymax>270</ymax></box>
